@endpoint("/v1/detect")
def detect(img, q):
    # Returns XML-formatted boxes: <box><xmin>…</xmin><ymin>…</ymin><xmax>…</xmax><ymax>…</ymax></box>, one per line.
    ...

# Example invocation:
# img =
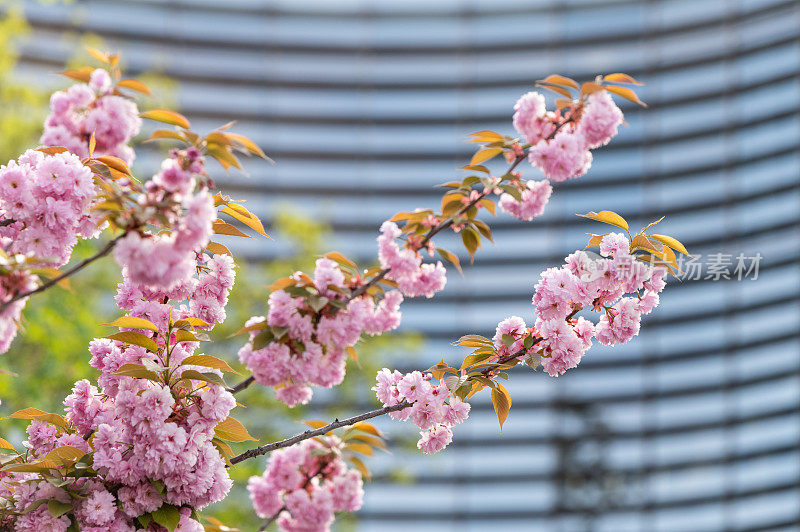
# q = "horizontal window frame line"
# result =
<box><xmin>22</xmin><ymin>0</ymin><xmax>797</xmax><ymax>55</ymax></box>
<box><xmin>244</xmin><ymin>176</ymin><xmax>800</xmax><ymax>232</ymax></box>
<box><xmin>406</xmin><ymin>252</ymin><xmax>800</xmax><ymax>307</ymax></box>
<box><xmin>75</xmin><ymin>0</ymin><xmax>688</xmax><ymax>20</ymax></box>
<box><xmin>354</xmin><ymin>479</ymin><xmax>799</xmax><ymax>519</ymax></box>
<box><xmin>367</xmin><ymin>442</ymin><xmax>799</xmax><ymax>486</ymax></box>
<box><xmin>398</xmin><ymin>289</ymin><xmax>800</xmax><ymax>339</ymax></box>
<box><xmin>16</xmin><ymin>29</ymin><xmax>799</xmax><ymax>91</ymax></box>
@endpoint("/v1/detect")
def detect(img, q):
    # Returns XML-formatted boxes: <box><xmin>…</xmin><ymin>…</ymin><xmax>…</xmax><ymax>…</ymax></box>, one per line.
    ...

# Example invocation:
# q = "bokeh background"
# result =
<box><xmin>1</xmin><ymin>0</ymin><xmax>799</xmax><ymax>530</ymax></box>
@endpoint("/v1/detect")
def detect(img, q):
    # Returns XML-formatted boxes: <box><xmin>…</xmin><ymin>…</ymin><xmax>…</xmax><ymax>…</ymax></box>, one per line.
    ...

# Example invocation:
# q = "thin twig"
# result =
<box><xmin>229</xmin><ymin>154</ymin><xmax>528</xmax><ymax>395</ymax></box>
<box><xmin>0</xmin><ymin>234</ymin><xmax>124</xmax><ymax>313</ymax></box>
<box><xmin>228</xmin><ymin>401</ymin><xmax>411</xmax><ymax>465</ymax></box>
<box><xmin>227</xmin><ymin>375</ymin><xmax>254</xmax><ymax>394</ymax></box>
<box><xmin>258</xmin><ymin>507</ymin><xmax>285</xmax><ymax>531</ymax></box>
<box><xmin>348</xmin><ymin>267</ymin><xmax>390</xmax><ymax>300</ymax></box>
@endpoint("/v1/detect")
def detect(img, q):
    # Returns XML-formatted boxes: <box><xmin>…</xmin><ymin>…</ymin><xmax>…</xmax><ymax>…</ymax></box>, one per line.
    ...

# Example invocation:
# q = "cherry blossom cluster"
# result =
<box><xmin>0</xmin><ymin>149</ymin><xmax>100</xmax><ymax>353</ymax></box>
<box><xmin>115</xmin><ymin>251</ymin><xmax>236</xmax><ymax>331</ymax></box>
<box><xmin>238</xmin><ymin>257</ymin><xmax>404</xmax><ymax>406</ymax></box>
<box><xmin>41</xmin><ymin>68</ymin><xmax>142</xmax><ymax>165</ymax></box>
<box><xmin>0</xmin><ymin>315</ymin><xmax>238</xmax><ymax>529</ymax></box>
<box><xmin>497</xmin><ymin>89</ymin><xmax>623</xmax><ymax>221</ymax></box>
<box><xmin>113</xmin><ymin>148</ymin><xmax>217</xmax><ymax>292</ymax></box>
<box><xmin>377</xmin><ymin>221</ymin><xmax>447</xmax><ymax>298</ymax></box>
<box><xmin>247</xmin><ymin>435</ymin><xmax>364</xmax><ymax>532</ymax></box>
<box><xmin>373</xmin><ymin>369</ymin><xmax>470</xmax><ymax>454</ymax></box>
<box><xmin>514</xmin><ymin>89</ymin><xmax>622</xmax><ymax>182</ymax></box>
<box><xmin>238</xmin><ymin>213</ymin><xmax>452</xmax><ymax>407</ymax></box>
<box><xmin>0</xmin><ymin>149</ymin><xmax>99</xmax><ymax>266</ymax></box>
<box><xmin>492</xmin><ymin>232</ymin><xmax>666</xmax><ymax>377</ymax></box>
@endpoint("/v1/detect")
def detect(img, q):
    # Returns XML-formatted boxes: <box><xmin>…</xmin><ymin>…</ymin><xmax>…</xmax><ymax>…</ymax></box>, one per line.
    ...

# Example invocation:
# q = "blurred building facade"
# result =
<box><xmin>15</xmin><ymin>0</ymin><xmax>800</xmax><ymax>530</ymax></box>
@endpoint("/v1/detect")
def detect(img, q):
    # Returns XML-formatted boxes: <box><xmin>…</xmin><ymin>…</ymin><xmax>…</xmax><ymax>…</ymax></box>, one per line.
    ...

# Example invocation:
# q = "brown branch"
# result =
<box><xmin>228</xmin><ymin>401</ymin><xmax>411</xmax><ymax>465</ymax></box>
<box><xmin>258</xmin><ymin>507</ymin><xmax>285</xmax><ymax>531</ymax></box>
<box><xmin>229</xmin><ymin>150</ymin><xmax>534</xmax><ymax>395</ymax></box>
<box><xmin>479</xmin><ymin>306</ymin><xmax>583</xmax><ymax>374</ymax></box>
<box><xmin>0</xmin><ymin>234</ymin><xmax>124</xmax><ymax>313</ymax></box>
<box><xmin>348</xmin><ymin>267</ymin><xmax>390</xmax><ymax>300</ymax></box>
<box><xmin>227</xmin><ymin>375</ymin><xmax>254</xmax><ymax>394</ymax></box>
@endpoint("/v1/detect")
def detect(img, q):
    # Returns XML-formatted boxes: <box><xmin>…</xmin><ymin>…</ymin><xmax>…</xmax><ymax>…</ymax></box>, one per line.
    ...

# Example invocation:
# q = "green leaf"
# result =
<box><xmin>523</xmin><ymin>336</ymin><xmax>534</xmax><ymax>349</ymax></box>
<box><xmin>114</xmin><ymin>363</ymin><xmax>160</xmax><ymax>381</ymax></box>
<box><xmin>460</xmin><ymin>226</ymin><xmax>480</xmax><ymax>261</ymax></box>
<box><xmin>47</xmin><ymin>500</ymin><xmax>73</xmax><ymax>518</ymax></box>
<box><xmin>179</xmin><ymin>370</ymin><xmax>227</xmax><ymax>388</ymax></box>
<box><xmin>137</xmin><ymin>513</ymin><xmax>152</xmax><ymax>528</ymax></box>
<box><xmin>251</xmin><ymin>329</ymin><xmax>274</xmax><ymax>350</ymax></box>
<box><xmin>498</xmin><ymin>184</ymin><xmax>522</xmax><ymax>201</ymax></box>
<box><xmin>460</xmin><ymin>352</ymin><xmax>493</xmax><ymax>369</ymax></box>
<box><xmin>472</xmin><ymin>219</ymin><xmax>493</xmax><ymax>242</ymax></box>
<box><xmin>436</xmin><ymin>248</ymin><xmax>462</xmax><ymax>274</ymax></box>
<box><xmin>152</xmin><ymin>504</ymin><xmax>181</xmax><ymax>532</ymax></box>
<box><xmin>105</xmin><ymin>331</ymin><xmax>157</xmax><ymax>352</ymax></box>
<box><xmin>501</xmin><ymin>334</ymin><xmax>515</xmax><ymax>347</ymax></box>
<box><xmin>43</xmin><ymin>446</ymin><xmax>86</xmax><ymax>466</ymax></box>
<box><xmin>271</xmin><ymin>326</ymin><xmax>289</xmax><ymax>339</ymax></box>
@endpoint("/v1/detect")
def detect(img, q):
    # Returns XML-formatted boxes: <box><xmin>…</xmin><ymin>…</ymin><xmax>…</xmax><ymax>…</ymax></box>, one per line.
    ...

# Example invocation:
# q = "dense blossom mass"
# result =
<box><xmin>0</xmin><ymin>149</ymin><xmax>99</xmax><ymax>266</ymax></box>
<box><xmin>0</xmin><ymin>149</ymin><xmax>100</xmax><ymax>353</ymax></box>
<box><xmin>495</xmin><ymin>232</ymin><xmax>666</xmax><ymax>377</ymax></box>
<box><xmin>373</xmin><ymin>369</ymin><xmax>470</xmax><ymax>454</ymax></box>
<box><xmin>0</xmin><ymin>67</ymin><xmax>145</xmax><ymax>355</ymax></box>
<box><xmin>248</xmin><ymin>436</ymin><xmax>364</xmax><ymax>531</ymax></box>
<box><xmin>0</xmin><ymin>253</ymin><xmax>238</xmax><ymax>530</ymax></box>
<box><xmin>512</xmin><ymin>89</ymin><xmax>623</xmax><ymax>183</ymax></box>
<box><xmin>238</xmin><ymin>257</ymin><xmax>405</xmax><ymax>406</ymax></box>
<box><xmin>377</xmin><ymin>221</ymin><xmax>447</xmax><ymax>298</ymax></box>
<box><xmin>41</xmin><ymin>68</ymin><xmax>142</xmax><ymax>165</ymax></box>
<box><xmin>498</xmin><ymin>88</ymin><xmax>623</xmax><ymax>222</ymax></box>
<box><xmin>113</xmin><ymin>148</ymin><xmax>217</xmax><ymax>292</ymax></box>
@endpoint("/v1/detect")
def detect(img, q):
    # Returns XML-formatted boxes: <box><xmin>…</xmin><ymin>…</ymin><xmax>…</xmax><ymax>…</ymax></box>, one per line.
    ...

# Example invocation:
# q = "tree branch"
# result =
<box><xmin>229</xmin><ymin>154</ymin><xmax>529</xmax><ymax>395</ymax></box>
<box><xmin>228</xmin><ymin>375</ymin><xmax>254</xmax><ymax>394</ymax></box>
<box><xmin>258</xmin><ymin>507</ymin><xmax>284</xmax><ymax>531</ymax></box>
<box><xmin>0</xmin><ymin>234</ymin><xmax>124</xmax><ymax>313</ymax></box>
<box><xmin>228</xmin><ymin>401</ymin><xmax>411</xmax><ymax>465</ymax></box>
